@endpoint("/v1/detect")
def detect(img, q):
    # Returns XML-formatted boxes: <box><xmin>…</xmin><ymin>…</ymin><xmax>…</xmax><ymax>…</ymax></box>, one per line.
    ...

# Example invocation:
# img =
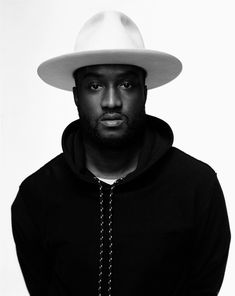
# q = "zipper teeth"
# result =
<box><xmin>95</xmin><ymin>177</ymin><xmax>123</xmax><ymax>296</ymax></box>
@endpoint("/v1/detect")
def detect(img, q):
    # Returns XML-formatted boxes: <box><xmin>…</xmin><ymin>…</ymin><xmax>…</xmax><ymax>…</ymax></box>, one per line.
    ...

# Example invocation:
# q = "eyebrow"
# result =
<box><xmin>80</xmin><ymin>70</ymin><xmax>140</xmax><ymax>80</ymax></box>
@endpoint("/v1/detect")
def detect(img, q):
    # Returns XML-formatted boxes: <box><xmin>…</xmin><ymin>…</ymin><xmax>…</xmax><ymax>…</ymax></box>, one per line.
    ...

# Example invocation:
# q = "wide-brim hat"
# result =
<box><xmin>37</xmin><ymin>11</ymin><xmax>182</xmax><ymax>91</ymax></box>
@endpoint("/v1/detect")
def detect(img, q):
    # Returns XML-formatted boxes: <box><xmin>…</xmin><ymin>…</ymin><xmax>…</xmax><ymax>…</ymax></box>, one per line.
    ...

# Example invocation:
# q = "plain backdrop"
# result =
<box><xmin>1</xmin><ymin>0</ymin><xmax>234</xmax><ymax>295</ymax></box>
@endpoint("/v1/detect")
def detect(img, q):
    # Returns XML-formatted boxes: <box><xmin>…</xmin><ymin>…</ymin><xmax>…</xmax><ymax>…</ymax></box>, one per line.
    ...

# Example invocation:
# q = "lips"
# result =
<box><xmin>101</xmin><ymin>113</ymin><xmax>124</xmax><ymax>121</ymax></box>
<box><xmin>100</xmin><ymin>113</ymin><xmax>125</xmax><ymax>127</ymax></box>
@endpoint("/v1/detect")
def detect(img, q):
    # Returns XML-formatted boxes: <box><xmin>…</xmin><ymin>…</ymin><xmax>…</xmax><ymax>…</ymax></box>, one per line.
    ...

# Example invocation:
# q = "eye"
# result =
<box><xmin>119</xmin><ymin>81</ymin><xmax>133</xmax><ymax>89</ymax></box>
<box><xmin>88</xmin><ymin>82</ymin><xmax>103</xmax><ymax>91</ymax></box>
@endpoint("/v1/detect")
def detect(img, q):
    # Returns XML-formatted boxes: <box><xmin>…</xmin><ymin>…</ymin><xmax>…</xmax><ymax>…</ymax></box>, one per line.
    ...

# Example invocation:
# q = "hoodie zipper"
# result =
<box><xmin>94</xmin><ymin>177</ymin><xmax>123</xmax><ymax>296</ymax></box>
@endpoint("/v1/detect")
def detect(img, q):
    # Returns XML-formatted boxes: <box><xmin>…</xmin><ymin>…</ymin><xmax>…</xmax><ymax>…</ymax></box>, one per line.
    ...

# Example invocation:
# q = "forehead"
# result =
<box><xmin>73</xmin><ymin>64</ymin><xmax>146</xmax><ymax>81</ymax></box>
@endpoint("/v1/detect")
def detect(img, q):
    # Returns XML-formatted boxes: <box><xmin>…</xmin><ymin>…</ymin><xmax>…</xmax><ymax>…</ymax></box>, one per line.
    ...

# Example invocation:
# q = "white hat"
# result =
<box><xmin>37</xmin><ymin>11</ymin><xmax>182</xmax><ymax>91</ymax></box>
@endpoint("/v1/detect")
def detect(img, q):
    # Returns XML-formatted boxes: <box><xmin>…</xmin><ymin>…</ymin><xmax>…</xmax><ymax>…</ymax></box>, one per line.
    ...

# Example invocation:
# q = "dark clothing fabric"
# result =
<box><xmin>11</xmin><ymin>115</ymin><xmax>231</xmax><ymax>296</ymax></box>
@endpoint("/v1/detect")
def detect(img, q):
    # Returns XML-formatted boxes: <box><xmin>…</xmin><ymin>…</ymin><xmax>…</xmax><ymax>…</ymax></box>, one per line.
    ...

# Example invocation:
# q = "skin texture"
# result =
<box><xmin>73</xmin><ymin>64</ymin><xmax>147</xmax><ymax>179</ymax></box>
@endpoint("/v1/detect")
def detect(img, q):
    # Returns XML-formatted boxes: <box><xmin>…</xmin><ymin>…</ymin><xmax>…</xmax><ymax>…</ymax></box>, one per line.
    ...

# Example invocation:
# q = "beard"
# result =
<box><xmin>78</xmin><ymin>108</ymin><xmax>147</xmax><ymax>149</ymax></box>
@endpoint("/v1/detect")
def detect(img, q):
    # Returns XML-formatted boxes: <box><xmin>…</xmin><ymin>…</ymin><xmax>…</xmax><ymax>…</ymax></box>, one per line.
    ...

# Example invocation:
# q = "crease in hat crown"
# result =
<box><xmin>37</xmin><ymin>10</ymin><xmax>182</xmax><ymax>91</ymax></box>
<box><xmin>74</xmin><ymin>11</ymin><xmax>145</xmax><ymax>51</ymax></box>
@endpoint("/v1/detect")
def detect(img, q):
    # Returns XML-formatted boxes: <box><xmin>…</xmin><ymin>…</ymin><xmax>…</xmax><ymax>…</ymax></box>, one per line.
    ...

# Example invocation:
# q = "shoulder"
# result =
<box><xmin>170</xmin><ymin>146</ymin><xmax>215</xmax><ymax>171</ymax></box>
<box><xmin>166</xmin><ymin>146</ymin><xmax>218</xmax><ymax>185</ymax></box>
<box><xmin>19</xmin><ymin>153</ymin><xmax>70</xmax><ymax>193</ymax></box>
<box><xmin>14</xmin><ymin>153</ymin><xmax>73</xmax><ymax>216</ymax></box>
<box><xmin>164</xmin><ymin>147</ymin><xmax>224</xmax><ymax>212</ymax></box>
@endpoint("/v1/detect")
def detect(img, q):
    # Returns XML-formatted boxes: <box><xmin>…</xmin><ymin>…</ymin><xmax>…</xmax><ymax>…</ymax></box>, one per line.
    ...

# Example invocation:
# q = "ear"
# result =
<box><xmin>73</xmin><ymin>87</ymin><xmax>79</xmax><ymax>107</ymax></box>
<box><xmin>144</xmin><ymin>85</ymin><xmax>147</xmax><ymax>103</ymax></box>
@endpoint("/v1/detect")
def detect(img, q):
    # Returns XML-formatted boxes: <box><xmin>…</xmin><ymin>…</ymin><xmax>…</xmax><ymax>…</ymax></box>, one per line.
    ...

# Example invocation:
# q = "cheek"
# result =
<box><xmin>77</xmin><ymin>93</ymin><xmax>100</xmax><ymax>115</ymax></box>
<box><xmin>124</xmin><ymin>95</ymin><xmax>146</xmax><ymax>115</ymax></box>
<box><xmin>77</xmin><ymin>102</ymin><xmax>101</xmax><ymax>124</ymax></box>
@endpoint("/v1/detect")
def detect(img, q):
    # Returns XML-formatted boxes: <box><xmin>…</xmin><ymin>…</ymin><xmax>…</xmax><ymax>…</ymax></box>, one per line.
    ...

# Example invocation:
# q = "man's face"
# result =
<box><xmin>73</xmin><ymin>64</ymin><xmax>147</xmax><ymax>148</ymax></box>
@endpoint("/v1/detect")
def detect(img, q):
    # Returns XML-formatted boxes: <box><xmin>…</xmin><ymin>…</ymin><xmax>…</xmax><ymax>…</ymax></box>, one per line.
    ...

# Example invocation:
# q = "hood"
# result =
<box><xmin>61</xmin><ymin>114</ymin><xmax>174</xmax><ymax>184</ymax></box>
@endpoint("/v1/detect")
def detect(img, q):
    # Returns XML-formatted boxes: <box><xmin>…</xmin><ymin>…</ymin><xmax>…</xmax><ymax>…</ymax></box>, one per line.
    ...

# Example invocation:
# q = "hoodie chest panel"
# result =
<box><xmin>43</xmin><ymin>184</ymin><xmax>117</xmax><ymax>290</ymax></box>
<box><xmin>43</xmin><ymin>176</ymin><xmax>195</xmax><ymax>294</ymax></box>
<box><xmin>114</xmin><ymin>184</ymin><xmax>193</xmax><ymax>252</ymax></box>
<box><xmin>110</xmin><ymin>181</ymin><xmax>195</xmax><ymax>294</ymax></box>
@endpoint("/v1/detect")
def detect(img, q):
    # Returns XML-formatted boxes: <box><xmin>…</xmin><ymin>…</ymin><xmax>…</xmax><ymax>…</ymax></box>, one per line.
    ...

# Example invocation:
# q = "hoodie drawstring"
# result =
<box><xmin>94</xmin><ymin>177</ymin><xmax>123</xmax><ymax>296</ymax></box>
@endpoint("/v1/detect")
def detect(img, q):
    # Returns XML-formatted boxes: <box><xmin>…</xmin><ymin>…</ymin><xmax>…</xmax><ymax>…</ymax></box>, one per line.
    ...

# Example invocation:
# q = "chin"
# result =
<box><xmin>95</xmin><ymin>129</ymin><xmax>141</xmax><ymax>149</ymax></box>
<box><xmin>81</xmin><ymin>115</ymin><xmax>146</xmax><ymax>148</ymax></box>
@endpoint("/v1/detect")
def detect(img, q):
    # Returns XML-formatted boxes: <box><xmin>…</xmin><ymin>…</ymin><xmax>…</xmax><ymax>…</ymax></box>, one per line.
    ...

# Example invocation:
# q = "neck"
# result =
<box><xmin>83</xmin><ymin>137</ymin><xmax>142</xmax><ymax>180</ymax></box>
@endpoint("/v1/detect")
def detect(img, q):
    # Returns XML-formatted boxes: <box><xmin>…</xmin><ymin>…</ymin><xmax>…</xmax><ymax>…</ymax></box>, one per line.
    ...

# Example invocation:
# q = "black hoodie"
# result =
<box><xmin>11</xmin><ymin>115</ymin><xmax>231</xmax><ymax>296</ymax></box>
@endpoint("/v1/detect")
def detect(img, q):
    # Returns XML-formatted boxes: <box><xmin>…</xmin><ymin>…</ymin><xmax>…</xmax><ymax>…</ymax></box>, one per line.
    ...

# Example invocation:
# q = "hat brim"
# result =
<box><xmin>37</xmin><ymin>49</ymin><xmax>182</xmax><ymax>91</ymax></box>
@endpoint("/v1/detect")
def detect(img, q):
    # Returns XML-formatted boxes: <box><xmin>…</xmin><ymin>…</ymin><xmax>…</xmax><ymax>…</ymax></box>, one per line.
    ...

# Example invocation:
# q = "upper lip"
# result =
<box><xmin>101</xmin><ymin>113</ymin><xmax>124</xmax><ymax>121</ymax></box>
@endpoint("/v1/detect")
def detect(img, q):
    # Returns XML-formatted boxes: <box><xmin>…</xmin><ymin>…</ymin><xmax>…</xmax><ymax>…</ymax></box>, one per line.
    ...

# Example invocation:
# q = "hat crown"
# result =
<box><xmin>38</xmin><ymin>10</ymin><xmax>182</xmax><ymax>91</ymax></box>
<box><xmin>74</xmin><ymin>11</ymin><xmax>145</xmax><ymax>52</ymax></box>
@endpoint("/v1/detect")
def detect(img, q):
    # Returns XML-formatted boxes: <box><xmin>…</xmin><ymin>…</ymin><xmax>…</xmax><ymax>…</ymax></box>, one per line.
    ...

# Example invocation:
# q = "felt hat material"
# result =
<box><xmin>37</xmin><ymin>11</ymin><xmax>182</xmax><ymax>91</ymax></box>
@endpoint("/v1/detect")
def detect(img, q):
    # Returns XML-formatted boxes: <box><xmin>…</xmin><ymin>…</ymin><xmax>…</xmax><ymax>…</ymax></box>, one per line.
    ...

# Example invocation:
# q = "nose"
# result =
<box><xmin>101</xmin><ymin>85</ymin><xmax>122</xmax><ymax>110</ymax></box>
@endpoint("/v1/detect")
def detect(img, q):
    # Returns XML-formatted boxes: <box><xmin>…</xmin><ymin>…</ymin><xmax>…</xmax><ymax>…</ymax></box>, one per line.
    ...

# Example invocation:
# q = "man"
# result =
<box><xmin>11</xmin><ymin>11</ymin><xmax>231</xmax><ymax>296</ymax></box>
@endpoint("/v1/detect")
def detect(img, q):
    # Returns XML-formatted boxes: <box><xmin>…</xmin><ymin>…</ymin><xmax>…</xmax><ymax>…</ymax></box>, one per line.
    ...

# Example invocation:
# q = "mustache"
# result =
<box><xmin>98</xmin><ymin>112</ymin><xmax>128</xmax><ymax>122</ymax></box>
